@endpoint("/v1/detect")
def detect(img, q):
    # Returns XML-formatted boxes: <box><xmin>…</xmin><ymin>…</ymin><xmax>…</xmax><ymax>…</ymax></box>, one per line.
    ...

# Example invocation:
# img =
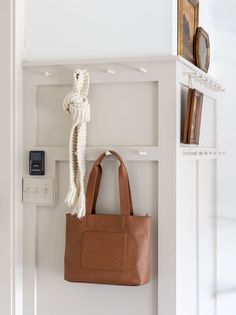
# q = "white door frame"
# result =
<box><xmin>0</xmin><ymin>0</ymin><xmax>24</xmax><ymax>314</ymax></box>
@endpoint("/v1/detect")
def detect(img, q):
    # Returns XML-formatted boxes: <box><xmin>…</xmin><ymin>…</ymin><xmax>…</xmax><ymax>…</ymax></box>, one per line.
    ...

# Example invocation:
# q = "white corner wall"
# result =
<box><xmin>215</xmin><ymin>1</ymin><xmax>236</xmax><ymax>314</ymax></box>
<box><xmin>199</xmin><ymin>0</ymin><xmax>216</xmax><ymax>75</ymax></box>
<box><xmin>24</xmin><ymin>0</ymin><xmax>177</xmax><ymax>60</ymax></box>
<box><xmin>0</xmin><ymin>0</ymin><xmax>24</xmax><ymax>315</ymax></box>
<box><xmin>0</xmin><ymin>2</ymin><xmax>13</xmax><ymax>312</ymax></box>
<box><xmin>22</xmin><ymin>1</ymin><xmax>233</xmax><ymax>315</ymax></box>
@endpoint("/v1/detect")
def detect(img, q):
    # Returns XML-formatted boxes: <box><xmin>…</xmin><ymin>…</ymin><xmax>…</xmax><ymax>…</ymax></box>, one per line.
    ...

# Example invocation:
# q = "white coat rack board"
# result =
<box><xmin>22</xmin><ymin>56</ymin><xmax>224</xmax><ymax>315</ymax></box>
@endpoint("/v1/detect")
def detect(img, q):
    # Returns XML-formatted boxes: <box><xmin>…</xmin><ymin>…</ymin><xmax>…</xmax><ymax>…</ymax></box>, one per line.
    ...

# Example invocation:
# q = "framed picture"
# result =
<box><xmin>195</xmin><ymin>27</ymin><xmax>210</xmax><ymax>72</ymax></box>
<box><xmin>178</xmin><ymin>0</ymin><xmax>199</xmax><ymax>64</ymax></box>
<box><xmin>184</xmin><ymin>88</ymin><xmax>203</xmax><ymax>145</ymax></box>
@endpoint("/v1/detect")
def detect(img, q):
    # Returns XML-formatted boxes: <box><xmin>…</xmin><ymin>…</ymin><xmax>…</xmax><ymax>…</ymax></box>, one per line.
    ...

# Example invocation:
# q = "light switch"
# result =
<box><xmin>23</xmin><ymin>177</ymin><xmax>55</xmax><ymax>206</ymax></box>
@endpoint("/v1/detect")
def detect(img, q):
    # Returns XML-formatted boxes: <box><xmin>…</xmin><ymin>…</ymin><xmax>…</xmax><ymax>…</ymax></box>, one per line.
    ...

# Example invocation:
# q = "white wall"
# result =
<box><xmin>199</xmin><ymin>0</ymin><xmax>216</xmax><ymax>75</ymax></box>
<box><xmin>24</xmin><ymin>0</ymin><xmax>177</xmax><ymax>60</ymax></box>
<box><xmin>0</xmin><ymin>0</ymin><xmax>232</xmax><ymax>314</ymax></box>
<box><xmin>215</xmin><ymin>1</ymin><xmax>236</xmax><ymax>313</ymax></box>
<box><xmin>0</xmin><ymin>2</ymin><xmax>13</xmax><ymax>312</ymax></box>
<box><xmin>0</xmin><ymin>0</ymin><xmax>24</xmax><ymax>315</ymax></box>
<box><xmin>23</xmin><ymin>1</ymin><xmax>235</xmax><ymax>315</ymax></box>
<box><xmin>24</xmin><ymin>0</ymin><xmax>218</xmax><ymax>75</ymax></box>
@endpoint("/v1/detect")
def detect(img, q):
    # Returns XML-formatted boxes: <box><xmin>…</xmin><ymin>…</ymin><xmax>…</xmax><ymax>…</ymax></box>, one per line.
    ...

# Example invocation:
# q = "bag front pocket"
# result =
<box><xmin>80</xmin><ymin>231</ymin><xmax>127</xmax><ymax>272</ymax></box>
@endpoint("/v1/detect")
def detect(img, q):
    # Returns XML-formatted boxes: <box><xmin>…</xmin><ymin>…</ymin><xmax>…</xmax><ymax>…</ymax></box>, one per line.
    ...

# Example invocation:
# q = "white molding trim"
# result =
<box><xmin>0</xmin><ymin>0</ymin><xmax>24</xmax><ymax>315</ymax></box>
<box><xmin>23</xmin><ymin>57</ymin><xmax>221</xmax><ymax>315</ymax></box>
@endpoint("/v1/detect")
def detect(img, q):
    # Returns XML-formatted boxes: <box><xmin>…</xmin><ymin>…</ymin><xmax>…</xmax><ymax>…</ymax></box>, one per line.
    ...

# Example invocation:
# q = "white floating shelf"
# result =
<box><xmin>22</xmin><ymin>55</ymin><xmax>179</xmax><ymax>67</ymax></box>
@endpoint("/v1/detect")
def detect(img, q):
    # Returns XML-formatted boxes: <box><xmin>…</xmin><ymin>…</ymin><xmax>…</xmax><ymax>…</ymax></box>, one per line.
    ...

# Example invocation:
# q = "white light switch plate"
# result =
<box><xmin>22</xmin><ymin>177</ymin><xmax>55</xmax><ymax>206</ymax></box>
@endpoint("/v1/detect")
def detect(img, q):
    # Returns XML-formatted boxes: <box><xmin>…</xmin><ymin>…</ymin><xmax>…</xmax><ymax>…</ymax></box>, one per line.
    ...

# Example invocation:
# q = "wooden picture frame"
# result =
<box><xmin>178</xmin><ymin>0</ymin><xmax>199</xmax><ymax>64</ymax></box>
<box><xmin>184</xmin><ymin>88</ymin><xmax>203</xmax><ymax>145</ymax></box>
<box><xmin>195</xmin><ymin>27</ymin><xmax>210</xmax><ymax>73</ymax></box>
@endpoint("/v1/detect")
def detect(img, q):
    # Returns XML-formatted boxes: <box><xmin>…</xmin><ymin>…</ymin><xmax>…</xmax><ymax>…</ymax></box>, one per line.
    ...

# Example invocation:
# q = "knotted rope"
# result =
<box><xmin>63</xmin><ymin>69</ymin><xmax>90</xmax><ymax>218</ymax></box>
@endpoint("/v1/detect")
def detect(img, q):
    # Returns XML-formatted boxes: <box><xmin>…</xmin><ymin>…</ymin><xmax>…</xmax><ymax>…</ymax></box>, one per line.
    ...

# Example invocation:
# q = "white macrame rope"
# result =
<box><xmin>63</xmin><ymin>69</ymin><xmax>90</xmax><ymax>218</ymax></box>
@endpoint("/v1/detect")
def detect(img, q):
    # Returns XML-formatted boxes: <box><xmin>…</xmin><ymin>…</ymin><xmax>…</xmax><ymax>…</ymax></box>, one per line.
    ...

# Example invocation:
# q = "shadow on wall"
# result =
<box><xmin>215</xmin><ymin>1</ymin><xmax>236</xmax><ymax>313</ymax></box>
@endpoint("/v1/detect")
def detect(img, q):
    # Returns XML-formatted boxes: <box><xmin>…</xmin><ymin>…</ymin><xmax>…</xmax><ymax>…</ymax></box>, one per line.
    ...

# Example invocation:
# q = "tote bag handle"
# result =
<box><xmin>86</xmin><ymin>151</ymin><xmax>133</xmax><ymax>216</ymax></box>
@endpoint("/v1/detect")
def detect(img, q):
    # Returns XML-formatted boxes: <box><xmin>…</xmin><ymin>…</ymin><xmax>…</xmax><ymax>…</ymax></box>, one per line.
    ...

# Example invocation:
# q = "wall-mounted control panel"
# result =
<box><xmin>22</xmin><ymin>177</ymin><xmax>55</xmax><ymax>206</ymax></box>
<box><xmin>29</xmin><ymin>151</ymin><xmax>45</xmax><ymax>175</ymax></box>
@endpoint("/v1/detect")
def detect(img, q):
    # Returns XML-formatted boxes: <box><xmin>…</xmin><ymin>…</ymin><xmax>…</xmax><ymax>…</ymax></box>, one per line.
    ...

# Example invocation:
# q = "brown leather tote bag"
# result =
<box><xmin>64</xmin><ymin>151</ymin><xmax>151</xmax><ymax>286</ymax></box>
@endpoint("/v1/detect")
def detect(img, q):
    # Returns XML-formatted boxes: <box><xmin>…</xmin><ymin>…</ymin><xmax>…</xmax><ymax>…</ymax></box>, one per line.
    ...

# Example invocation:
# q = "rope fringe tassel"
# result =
<box><xmin>63</xmin><ymin>69</ymin><xmax>90</xmax><ymax>218</ymax></box>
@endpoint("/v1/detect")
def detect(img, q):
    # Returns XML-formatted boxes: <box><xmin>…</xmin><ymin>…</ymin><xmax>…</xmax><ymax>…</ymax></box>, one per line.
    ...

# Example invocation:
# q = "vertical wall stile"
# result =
<box><xmin>196</xmin><ymin>160</ymin><xmax>200</xmax><ymax>315</ymax></box>
<box><xmin>0</xmin><ymin>0</ymin><xmax>24</xmax><ymax>314</ymax></box>
<box><xmin>158</xmin><ymin>60</ymin><xmax>178</xmax><ymax>315</ymax></box>
<box><xmin>23</xmin><ymin>70</ymin><xmax>38</xmax><ymax>315</ymax></box>
<box><xmin>176</xmin><ymin>58</ymin><xmax>221</xmax><ymax>315</ymax></box>
<box><xmin>214</xmin><ymin>95</ymin><xmax>219</xmax><ymax>315</ymax></box>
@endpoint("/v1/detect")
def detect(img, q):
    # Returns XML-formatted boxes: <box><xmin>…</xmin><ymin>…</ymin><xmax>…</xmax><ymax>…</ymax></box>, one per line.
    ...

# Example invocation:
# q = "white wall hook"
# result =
<box><xmin>184</xmin><ymin>71</ymin><xmax>201</xmax><ymax>79</ymax></box>
<box><xmin>107</xmin><ymin>69</ymin><xmax>115</xmax><ymax>75</ymax></box>
<box><xmin>183</xmin><ymin>71</ymin><xmax>195</xmax><ymax>76</ymax></box>
<box><xmin>138</xmin><ymin>151</ymin><xmax>147</xmax><ymax>156</ymax></box>
<box><xmin>193</xmin><ymin>75</ymin><xmax>204</xmax><ymax>82</ymax></box>
<box><xmin>105</xmin><ymin>150</ymin><xmax>112</xmax><ymax>156</ymax></box>
<box><xmin>210</xmin><ymin>82</ymin><xmax>217</xmax><ymax>89</ymax></box>
<box><xmin>139</xmin><ymin>67</ymin><xmax>147</xmax><ymax>73</ymax></box>
<box><xmin>199</xmin><ymin>76</ymin><xmax>208</xmax><ymax>83</ymax></box>
<box><xmin>191</xmin><ymin>73</ymin><xmax>201</xmax><ymax>79</ymax></box>
<box><xmin>205</xmin><ymin>79</ymin><xmax>212</xmax><ymax>86</ymax></box>
<box><xmin>44</xmin><ymin>71</ymin><xmax>52</xmax><ymax>76</ymax></box>
<box><xmin>183</xmin><ymin>70</ymin><xmax>224</xmax><ymax>91</ymax></box>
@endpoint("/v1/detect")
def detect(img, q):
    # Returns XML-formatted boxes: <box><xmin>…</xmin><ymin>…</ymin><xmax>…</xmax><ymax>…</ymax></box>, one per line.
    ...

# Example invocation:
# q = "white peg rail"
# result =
<box><xmin>183</xmin><ymin>71</ymin><xmax>224</xmax><ymax>92</ymax></box>
<box><xmin>181</xmin><ymin>147</ymin><xmax>226</xmax><ymax>159</ymax></box>
<box><xmin>24</xmin><ymin>146</ymin><xmax>160</xmax><ymax>181</ymax></box>
<box><xmin>25</xmin><ymin>146</ymin><xmax>159</xmax><ymax>161</ymax></box>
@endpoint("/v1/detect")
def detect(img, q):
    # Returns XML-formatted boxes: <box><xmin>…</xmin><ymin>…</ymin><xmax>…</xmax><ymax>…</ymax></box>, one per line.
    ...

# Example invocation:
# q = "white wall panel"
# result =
<box><xmin>0</xmin><ymin>1</ymin><xmax>24</xmax><ymax>314</ymax></box>
<box><xmin>23</xmin><ymin>58</ymin><xmax>221</xmax><ymax>315</ymax></box>
<box><xmin>178</xmin><ymin>158</ymin><xmax>217</xmax><ymax>315</ymax></box>
<box><xmin>0</xmin><ymin>2</ymin><xmax>13</xmax><ymax>312</ymax></box>
<box><xmin>215</xmin><ymin>2</ymin><xmax>236</xmax><ymax>310</ymax></box>
<box><xmin>36</xmin><ymin>161</ymin><xmax>157</xmax><ymax>315</ymax></box>
<box><xmin>23</xmin><ymin>62</ymin><xmax>161</xmax><ymax>315</ymax></box>
<box><xmin>178</xmin><ymin>159</ymin><xmax>197</xmax><ymax>315</ymax></box>
<box><xmin>37</xmin><ymin>82</ymin><xmax>158</xmax><ymax>146</ymax></box>
<box><xmin>198</xmin><ymin>159</ymin><xmax>217</xmax><ymax>315</ymax></box>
